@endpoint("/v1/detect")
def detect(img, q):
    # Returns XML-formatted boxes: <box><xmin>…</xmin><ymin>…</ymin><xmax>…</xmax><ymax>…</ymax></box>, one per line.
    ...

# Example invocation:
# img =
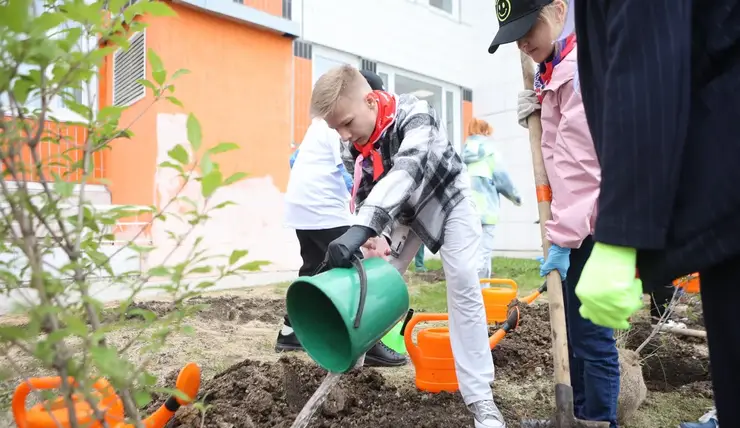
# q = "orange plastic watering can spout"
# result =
<box><xmin>488</xmin><ymin>305</ymin><xmax>521</xmax><ymax>350</ymax></box>
<box><xmin>402</xmin><ymin>311</ymin><xmax>449</xmax><ymax>364</ymax></box>
<box><xmin>138</xmin><ymin>363</ymin><xmax>201</xmax><ymax>428</ymax></box>
<box><xmin>520</xmin><ymin>281</ymin><xmax>548</xmax><ymax>305</ymax></box>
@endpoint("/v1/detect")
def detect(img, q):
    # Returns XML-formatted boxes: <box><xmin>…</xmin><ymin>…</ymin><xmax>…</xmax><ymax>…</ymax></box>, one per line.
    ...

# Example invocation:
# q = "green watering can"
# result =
<box><xmin>286</xmin><ymin>256</ymin><xmax>410</xmax><ymax>373</ymax></box>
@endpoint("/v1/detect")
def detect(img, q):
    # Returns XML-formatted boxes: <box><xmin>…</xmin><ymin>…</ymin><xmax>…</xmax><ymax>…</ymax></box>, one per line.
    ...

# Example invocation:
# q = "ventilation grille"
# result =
<box><xmin>282</xmin><ymin>0</ymin><xmax>292</xmax><ymax>19</ymax></box>
<box><xmin>293</xmin><ymin>40</ymin><xmax>312</xmax><ymax>59</ymax></box>
<box><xmin>112</xmin><ymin>31</ymin><xmax>146</xmax><ymax>107</ymax></box>
<box><xmin>360</xmin><ymin>59</ymin><xmax>377</xmax><ymax>73</ymax></box>
<box><xmin>462</xmin><ymin>88</ymin><xmax>473</xmax><ymax>102</ymax></box>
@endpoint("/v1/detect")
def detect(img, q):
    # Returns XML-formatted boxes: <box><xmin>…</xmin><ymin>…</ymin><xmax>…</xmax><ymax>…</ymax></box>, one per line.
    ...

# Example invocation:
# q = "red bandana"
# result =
<box><xmin>352</xmin><ymin>90</ymin><xmax>396</xmax><ymax>181</ymax></box>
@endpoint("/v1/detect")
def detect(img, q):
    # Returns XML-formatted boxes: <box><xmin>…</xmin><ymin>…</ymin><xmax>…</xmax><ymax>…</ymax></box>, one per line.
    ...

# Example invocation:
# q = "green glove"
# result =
<box><xmin>575</xmin><ymin>242</ymin><xmax>644</xmax><ymax>330</ymax></box>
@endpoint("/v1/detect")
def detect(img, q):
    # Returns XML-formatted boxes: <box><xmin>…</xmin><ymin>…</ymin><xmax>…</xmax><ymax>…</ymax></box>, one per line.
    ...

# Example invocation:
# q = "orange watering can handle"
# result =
<box><xmin>480</xmin><ymin>278</ymin><xmax>518</xmax><ymax>292</ymax></box>
<box><xmin>12</xmin><ymin>377</ymin><xmax>115</xmax><ymax>428</ymax></box>
<box><xmin>401</xmin><ymin>311</ymin><xmax>449</xmax><ymax>363</ymax></box>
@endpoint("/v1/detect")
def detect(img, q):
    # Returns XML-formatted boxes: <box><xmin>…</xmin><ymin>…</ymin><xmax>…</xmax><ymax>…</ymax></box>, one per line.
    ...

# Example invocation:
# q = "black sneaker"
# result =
<box><xmin>275</xmin><ymin>323</ymin><xmax>304</xmax><ymax>352</ymax></box>
<box><xmin>364</xmin><ymin>341</ymin><xmax>408</xmax><ymax>367</ymax></box>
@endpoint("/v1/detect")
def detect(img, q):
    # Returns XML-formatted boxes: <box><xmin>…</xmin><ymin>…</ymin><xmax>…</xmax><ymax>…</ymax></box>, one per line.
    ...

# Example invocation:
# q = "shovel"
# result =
<box><xmin>518</xmin><ymin>52</ymin><xmax>609</xmax><ymax>428</ymax></box>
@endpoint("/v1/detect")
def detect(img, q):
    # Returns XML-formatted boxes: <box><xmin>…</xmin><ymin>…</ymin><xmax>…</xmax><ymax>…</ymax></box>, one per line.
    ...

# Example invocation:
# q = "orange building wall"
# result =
<box><xmin>293</xmin><ymin>55</ymin><xmax>312</xmax><ymax>145</ymax></box>
<box><xmin>242</xmin><ymin>0</ymin><xmax>283</xmax><ymax>17</ymax></box>
<box><xmin>462</xmin><ymin>100</ymin><xmax>473</xmax><ymax>139</ymax></box>
<box><xmin>105</xmin><ymin>4</ymin><xmax>294</xmax><ymax>207</ymax></box>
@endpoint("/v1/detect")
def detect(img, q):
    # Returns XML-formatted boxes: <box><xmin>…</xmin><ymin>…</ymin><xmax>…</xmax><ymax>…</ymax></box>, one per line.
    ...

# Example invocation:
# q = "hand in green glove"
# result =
<box><xmin>575</xmin><ymin>242</ymin><xmax>644</xmax><ymax>330</ymax></box>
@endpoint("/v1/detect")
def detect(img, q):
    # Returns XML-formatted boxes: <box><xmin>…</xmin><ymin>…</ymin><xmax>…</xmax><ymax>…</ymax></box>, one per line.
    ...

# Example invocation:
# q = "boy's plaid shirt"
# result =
<box><xmin>341</xmin><ymin>93</ymin><xmax>471</xmax><ymax>253</ymax></box>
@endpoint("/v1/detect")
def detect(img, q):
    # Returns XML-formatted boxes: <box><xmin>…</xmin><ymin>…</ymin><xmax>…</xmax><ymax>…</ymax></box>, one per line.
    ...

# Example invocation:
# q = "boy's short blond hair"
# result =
<box><xmin>310</xmin><ymin>64</ymin><xmax>370</xmax><ymax>118</ymax></box>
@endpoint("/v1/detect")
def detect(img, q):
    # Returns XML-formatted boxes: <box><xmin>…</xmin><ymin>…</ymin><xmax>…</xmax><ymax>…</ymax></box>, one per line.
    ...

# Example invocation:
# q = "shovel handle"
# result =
<box><xmin>520</xmin><ymin>51</ymin><xmax>572</xmax><ymax>387</ymax></box>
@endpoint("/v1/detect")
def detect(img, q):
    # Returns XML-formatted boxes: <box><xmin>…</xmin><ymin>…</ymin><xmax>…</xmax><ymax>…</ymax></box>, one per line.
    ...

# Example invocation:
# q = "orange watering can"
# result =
<box><xmin>481</xmin><ymin>278</ymin><xmax>519</xmax><ymax>323</ymax></box>
<box><xmin>673</xmin><ymin>273</ymin><xmax>700</xmax><ymax>294</ymax></box>
<box><xmin>401</xmin><ymin>306</ymin><xmax>520</xmax><ymax>393</ymax></box>
<box><xmin>13</xmin><ymin>362</ymin><xmax>201</xmax><ymax>428</ymax></box>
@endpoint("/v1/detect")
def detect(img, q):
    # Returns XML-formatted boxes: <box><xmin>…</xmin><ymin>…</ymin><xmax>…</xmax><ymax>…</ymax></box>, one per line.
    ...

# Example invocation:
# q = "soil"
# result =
<box><xmin>623</xmin><ymin>320</ymin><xmax>711</xmax><ymax>392</ymax></box>
<box><xmin>0</xmin><ymin>287</ymin><xmax>711</xmax><ymax>428</ymax></box>
<box><xmin>137</xmin><ymin>299</ymin><xmax>710</xmax><ymax>428</ymax></box>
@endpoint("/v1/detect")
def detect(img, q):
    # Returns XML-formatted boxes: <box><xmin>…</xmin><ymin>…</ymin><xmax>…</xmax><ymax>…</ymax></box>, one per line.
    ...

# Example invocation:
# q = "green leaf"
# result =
<box><xmin>207</xmin><ymin>142</ymin><xmax>239</xmax><ymax>155</ymax></box>
<box><xmin>133</xmin><ymin>390</ymin><xmax>152</xmax><ymax>408</ymax></box>
<box><xmin>168</xmin><ymin>144</ymin><xmax>189</xmax><ymax>165</ymax></box>
<box><xmin>188</xmin><ymin>266</ymin><xmax>212</xmax><ymax>274</ymax></box>
<box><xmin>201</xmin><ymin>170</ymin><xmax>222</xmax><ymax>197</ymax></box>
<box><xmin>3</xmin><ymin>0</ymin><xmax>30</xmax><ymax>32</ymax></box>
<box><xmin>152</xmin><ymin>70</ymin><xmax>167</xmax><ymax>86</ymax></box>
<box><xmin>147</xmin><ymin>48</ymin><xmax>165</xmax><ymax>72</ymax></box>
<box><xmin>137</xmin><ymin>78</ymin><xmax>159</xmax><ymax>95</ymax></box>
<box><xmin>142</xmin><ymin>1</ymin><xmax>177</xmax><ymax>16</ymax></box>
<box><xmin>200</xmin><ymin>152</ymin><xmax>213</xmax><ymax>176</ymax></box>
<box><xmin>12</xmin><ymin>78</ymin><xmax>33</xmax><ymax>105</ymax></box>
<box><xmin>223</xmin><ymin>172</ymin><xmax>248</xmax><ymax>186</ymax></box>
<box><xmin>54</xmin><ymin>180</ymin><xmax>74</xmax><ymax>198</ymax></box>
<box><xmin>32</xmin><ymin>11</ymin><xmax>67</xmax><ymax>35</ymax></box>
<box><xmin>186</xmin><ymin>113</ymin><xmax>202</xmax><ymax>151</ymax></box>
<box><xmin>171</xmin><ymin>68</ymin><xmax>191</xmax><ymax>80</ymax></box>
<box><xmin>229</xmin><ymin>249</ymin><xmax>248</xmax><ymax>266</ymax></box>
<box><xmin>236</xmin><ymin>261</ymin><xmax>270</xmax><ymax>272</ymax></box>
<box><xmin>166</xmin><ymin>96</ymin><xmax>183</xmax><ymax>107</ymax></box>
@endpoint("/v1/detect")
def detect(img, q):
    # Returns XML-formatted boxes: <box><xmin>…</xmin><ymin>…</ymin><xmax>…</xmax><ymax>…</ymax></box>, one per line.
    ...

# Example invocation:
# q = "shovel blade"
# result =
<box><xmin>520</xmin><ymin>418</ymin><xmax>610</xmax><ymax>428</ymax></box>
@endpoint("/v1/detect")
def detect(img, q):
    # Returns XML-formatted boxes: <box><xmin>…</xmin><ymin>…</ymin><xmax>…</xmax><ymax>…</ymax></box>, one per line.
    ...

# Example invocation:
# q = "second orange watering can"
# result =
<box><xmin>401</xmin><ymin>307</ymin><xmax>520</xmax><ymax>393</ymax></box>
<box><xmin>13</xmin><ymin>362</ymin><xmax>201</xmax><ymax>428</ymax></box>
<box><xmin>480</xmin><ymin>278</ymin><xmax>519</xmax><ymax>323</ymax></box>
<box><xmin>673</xmin><ymin>273</ymin><xmax>700</xmax><ymax>294</ymax></box>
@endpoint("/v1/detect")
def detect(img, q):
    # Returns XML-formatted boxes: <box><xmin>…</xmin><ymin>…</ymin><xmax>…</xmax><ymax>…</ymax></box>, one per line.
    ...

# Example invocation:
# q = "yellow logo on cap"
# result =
<box><xmin>497</xmin><ymin>0</ymin><xmax>511</xmax><ymax>21</ymax></box>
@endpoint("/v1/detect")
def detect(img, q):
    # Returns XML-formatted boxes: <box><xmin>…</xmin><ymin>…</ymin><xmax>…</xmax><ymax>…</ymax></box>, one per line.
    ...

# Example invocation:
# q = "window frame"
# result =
<box><xmin>3</xmin><ymin>1</ymin><xmax>100</xmax><ymax>123</ymax></box>
<box><xmin>426</xmin><ymin>0</ymin><xmax>460</xmax><ymax>20</ymax></box>
<box><xmin>376</xmin><ymin>63</ymin><xmax>463</xmax><ymax>151</ymax></box>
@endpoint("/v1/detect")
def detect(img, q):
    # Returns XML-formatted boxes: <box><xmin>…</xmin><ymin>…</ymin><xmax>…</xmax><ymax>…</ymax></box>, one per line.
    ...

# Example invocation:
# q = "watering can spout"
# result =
<box><xmin>139</xmin><ymin>362</ymin><xmax>201</xmax><ymax>428</ymax></box>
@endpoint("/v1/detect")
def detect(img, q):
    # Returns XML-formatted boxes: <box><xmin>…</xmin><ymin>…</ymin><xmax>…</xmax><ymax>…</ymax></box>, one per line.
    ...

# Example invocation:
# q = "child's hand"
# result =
<box><xmin>517</xmin><ymin>89</ymin><xmax>541</xmax><ymax>129</ymax></box>
<box><xmin>361</xmin><ymin>237</ymin><xmax>391</xmax><ymax>259</ymax></box>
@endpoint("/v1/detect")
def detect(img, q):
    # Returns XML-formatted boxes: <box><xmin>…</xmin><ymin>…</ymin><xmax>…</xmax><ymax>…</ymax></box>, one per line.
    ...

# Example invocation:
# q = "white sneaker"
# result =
<box><xmin>468</xmin><ymin>399</ymin><xmax>506</xmax><ymax>428</ymax></box>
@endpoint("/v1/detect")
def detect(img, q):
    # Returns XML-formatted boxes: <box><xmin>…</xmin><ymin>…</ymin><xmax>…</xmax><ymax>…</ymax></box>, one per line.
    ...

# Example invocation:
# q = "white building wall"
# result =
<box><xmin>293</xmin><ymin>0</ymin><xmax>541</xmax><ymax>253</ymax></box>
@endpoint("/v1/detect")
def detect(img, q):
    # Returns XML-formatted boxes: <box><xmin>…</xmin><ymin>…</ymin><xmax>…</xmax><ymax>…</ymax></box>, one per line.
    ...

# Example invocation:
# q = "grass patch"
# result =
<box><xmin>410</xmin><ymin>257</ymin><xmax>541</xmax><ymax>313</ymax></box>
<box><xmin>625</xmin><ymin>391</ymin><xmax>713</xmax><ymax>427</ymax></box>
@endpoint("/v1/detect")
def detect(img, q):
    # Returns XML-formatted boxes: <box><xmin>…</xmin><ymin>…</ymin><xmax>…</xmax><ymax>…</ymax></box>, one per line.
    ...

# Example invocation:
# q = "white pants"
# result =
<box><xmin>477</xmin><ymin>225</ymin><xmax>496</xmax><ymax>282</ymax></box>
<box><xmin>388</xmin><ymin>198</ymin><xmax>495</xmax><ymax>404</ymax></box>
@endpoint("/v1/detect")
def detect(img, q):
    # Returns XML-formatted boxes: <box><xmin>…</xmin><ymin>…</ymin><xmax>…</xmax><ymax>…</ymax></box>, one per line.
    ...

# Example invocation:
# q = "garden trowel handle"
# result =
<box><xmin>351</xmin><ymin>255</ymin><xmax>367</xmax><ymax>329</ymax></box>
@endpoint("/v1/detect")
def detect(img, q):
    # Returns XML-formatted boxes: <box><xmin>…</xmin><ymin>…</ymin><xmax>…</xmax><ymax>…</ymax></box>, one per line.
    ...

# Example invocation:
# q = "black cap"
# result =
<box><xmin>488</xmin><ymin>0</ymin><xmax>553</xmax><ymax>54</ymax></box>
<box><xmin>360</xmin><ymin>69</ymin><xmax>385</xmax><ymax>91</ymax></box>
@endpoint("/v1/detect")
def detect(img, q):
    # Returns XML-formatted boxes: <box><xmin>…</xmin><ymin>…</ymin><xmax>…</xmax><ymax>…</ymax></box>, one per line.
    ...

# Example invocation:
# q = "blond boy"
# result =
<box><xmin>311</xmin><ymin>64</ymin><xmax>505</xmax><ymax>428</ymax></box>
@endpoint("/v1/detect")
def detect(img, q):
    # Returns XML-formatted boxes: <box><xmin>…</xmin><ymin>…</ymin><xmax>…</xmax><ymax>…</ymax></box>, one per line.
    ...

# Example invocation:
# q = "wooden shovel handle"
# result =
<box><xmin>519</xmin><ymin>51</ymin><xmax>572</xmax><ymax>387</ymax></box>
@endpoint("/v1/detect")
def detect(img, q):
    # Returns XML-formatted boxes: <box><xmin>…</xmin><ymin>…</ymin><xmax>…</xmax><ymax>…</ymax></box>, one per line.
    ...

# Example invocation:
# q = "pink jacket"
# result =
<box><xmin>540</xmin><ymin>45</ymin><xmax>601</xmax><ymax>249</ymax></box>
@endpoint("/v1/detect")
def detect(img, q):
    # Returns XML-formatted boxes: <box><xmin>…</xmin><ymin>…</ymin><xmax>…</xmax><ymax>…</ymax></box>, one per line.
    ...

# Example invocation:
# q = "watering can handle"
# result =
<box><xmin>350</xmin><ymin>255</ymin><xmax>367</xmax><ymax>329</ymax></box>
<box><xmin>12</xmin><ymin>377</ymin><xmax>115</xmax><ymax>428</ymax></box>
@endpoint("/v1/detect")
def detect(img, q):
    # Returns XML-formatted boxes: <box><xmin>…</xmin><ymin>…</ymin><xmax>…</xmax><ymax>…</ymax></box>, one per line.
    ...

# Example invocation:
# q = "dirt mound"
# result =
<box><xmin>155</xmin><ymin>356</ymin><xmax>530</xmax><ymax>428</ymax></box>
<box><xmin>489</xmin><ymin>303</ymin><xmax>710</xmax><ymax>393</ymax></box>
<box><xmin>623</xmin><ymin>321</ymin><xmax>710</xmax><ymax>392</ymax></box>
<box><xmin>125</xmin><ymin>296</ymin><xmax>285</xmax><ymax>325</ymax></box>
<box><xmin>492</xmin><ymin>304</ymin><xmax>552</xmax><ymax>381</ymax></box>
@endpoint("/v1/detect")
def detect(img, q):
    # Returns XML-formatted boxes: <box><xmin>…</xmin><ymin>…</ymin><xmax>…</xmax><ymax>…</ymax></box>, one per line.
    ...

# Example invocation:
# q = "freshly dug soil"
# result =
<box><xmin>151</xmin><ymin>356</ymin><xmax>530</xmax><ymax>428</ymax></box>
<box><xmin>138</xmin><ymin>297</ymin><xmax>710</xmax><ymax>427</ymax></box>
<box><xmin>623</xmin><ymin>321</ymin><xmax>711</xmax><ymax>392</ymax></box>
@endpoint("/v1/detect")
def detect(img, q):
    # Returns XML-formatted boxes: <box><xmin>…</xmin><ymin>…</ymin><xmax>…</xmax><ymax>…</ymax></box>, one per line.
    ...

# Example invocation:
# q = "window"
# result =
<box><xmin>427</xmin><ymin>0</ymin><xmax>459</xmax><ymax>18</ymax></box>
<box><xmin>377</xmin><ymin>64</ymin><xmax>462</xmax><ymax>150</ymax></box>
<box><xmin>2</xmin><ymin>2</ymin><xmax>100</xmax><ymax>121</ymax></box>
<box><xmin>112</xmin><ymin>30</ymin><xmax>146</xmax><ymax>107</ymax></box>
<box><xmin>445</xmin><ymin>90</ymin><xmax>454</xmax><ymax>143</ymax></box>
<box><xmin>429</xmin><ymin>0</ymin><xmax>452</xmax><ymax>13</ymax></box>
<box><xmin>311</xmin><ymin>47</ymin><xmax>359</xmax><ymax>87</ymax></box>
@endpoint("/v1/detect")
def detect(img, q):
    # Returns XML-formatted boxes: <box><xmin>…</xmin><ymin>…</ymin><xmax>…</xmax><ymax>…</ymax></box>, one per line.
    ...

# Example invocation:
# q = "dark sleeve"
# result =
<box><xmin>593</xmin><ymin>0</ymin><xmax>692</xmax><ymax>249</ymax></box>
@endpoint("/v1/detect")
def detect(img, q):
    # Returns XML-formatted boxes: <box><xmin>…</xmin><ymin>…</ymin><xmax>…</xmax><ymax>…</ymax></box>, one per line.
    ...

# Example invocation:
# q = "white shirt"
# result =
<box><xmin>284</xmin><ymin>119</ymin><xmax>354</xmax><ymax>230</ymax></box>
